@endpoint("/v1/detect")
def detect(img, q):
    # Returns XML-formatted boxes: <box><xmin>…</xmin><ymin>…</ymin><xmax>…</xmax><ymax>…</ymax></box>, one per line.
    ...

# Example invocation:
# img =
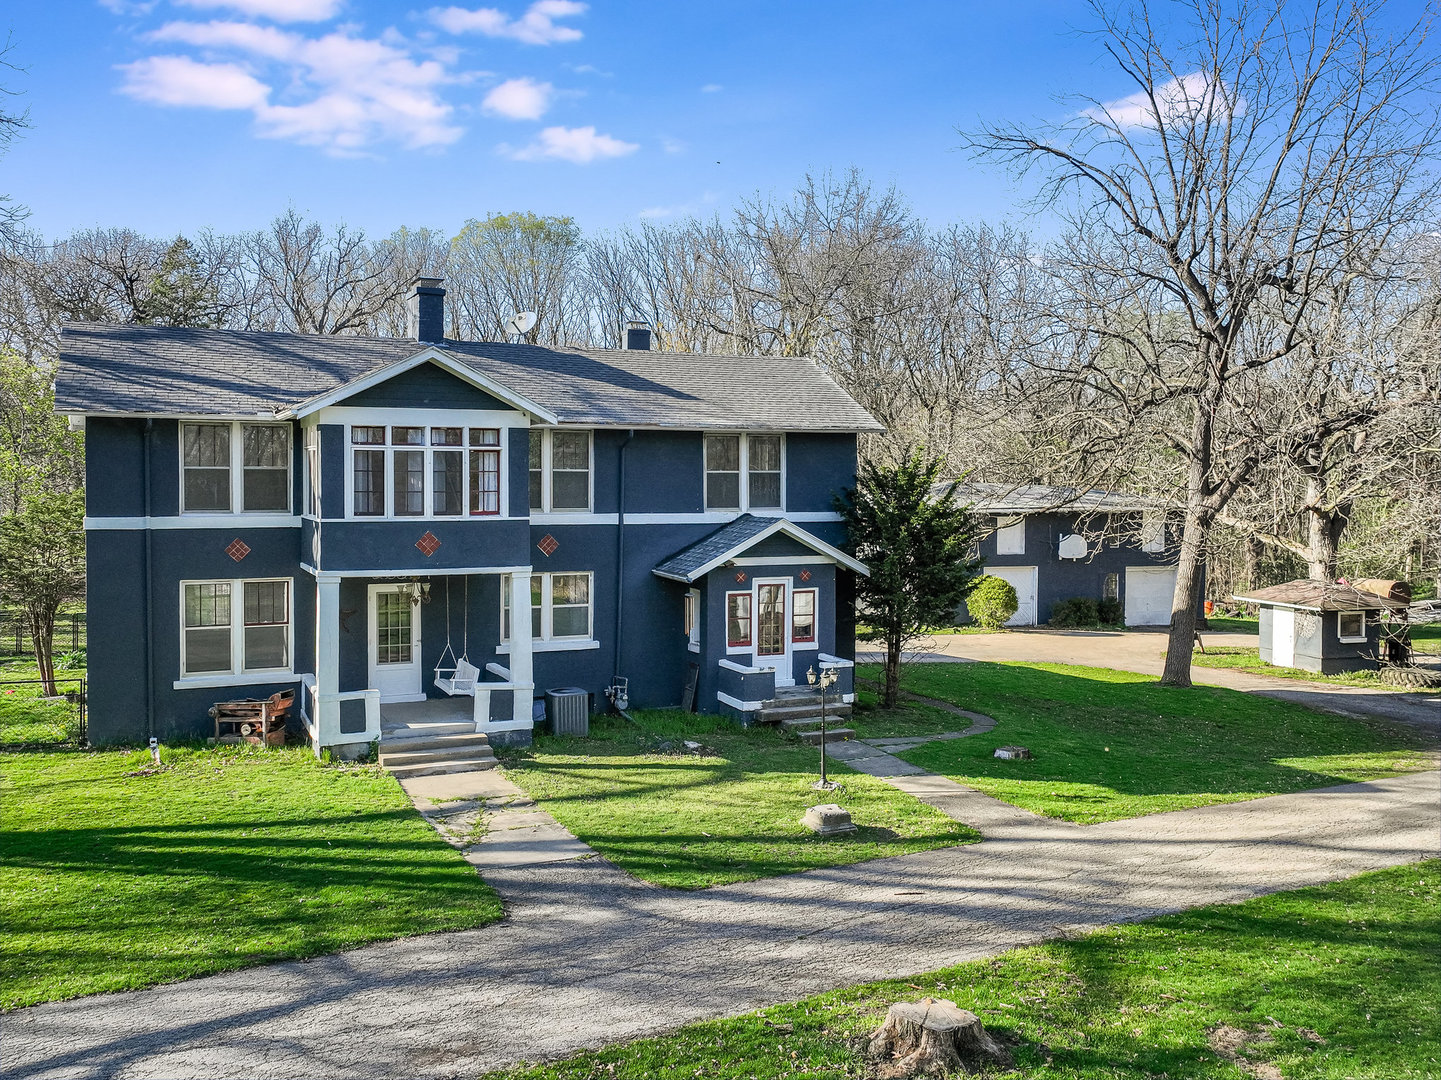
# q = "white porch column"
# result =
<box><xmin>508</xmin><ymin>569</ymin><xmax>535</xmax><ymax>723</ymax></box>
<box><xmin>314</xmin><ymin>573</ymin><xmax>342</xmax><ymax>754</ymax></box>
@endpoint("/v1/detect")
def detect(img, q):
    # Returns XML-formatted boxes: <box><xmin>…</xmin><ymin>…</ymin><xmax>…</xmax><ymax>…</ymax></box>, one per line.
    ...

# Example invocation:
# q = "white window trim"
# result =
<box><xmin>994</xmin><ymin>516</ymin><xmax>1026</xmax><ymax>555</ymax></box>
<box><xmin>501</xmin><ymin>571</ymin><xmax>595</xmax><ymax>645</ymax></box>
<box><xmin>686</xmin><ymin>588</ymin><xmax>701</xmax><ymax>653</ymax></box>
<box><xmin>703</xmin><ymin>432</ymin><xmax>786</xmax><ymax>513</ymax></box>
<box><xmin>529</xmin><ymin>428</ymin><xmax>595</xmax><ymax>514</ymax></box>
<box><xmin>791</xmin><ymin>587</ymin><xmax>818</xmax><ymax>650</ymax></box>
<box><xmin>180</xmin><ymin>421</ymin><xmax>292</xmax><ymax>516</ymax></box>
<box><xmin>344</xmin><ymin>422</ymin><xmax>509</xmax><ymax>521</ymax></box>
<box><xmin>303</xmin><ymin>422</ymin><xmax>320</xmax><ymax>520</ymax></box>
<box><xmin>178</xmin><ymin>577</ymin><xmax>294</xmax><ymax>681</ymax></box>
<box><xmin>1140</xmin><ymin>510</ymin><xmax>1167</xmax><ymax>554</ymax></box>
<box><xmin>1336</xmin><ymin>611</ymin><xmax>1368</xmax><ymax>643</ymax></box>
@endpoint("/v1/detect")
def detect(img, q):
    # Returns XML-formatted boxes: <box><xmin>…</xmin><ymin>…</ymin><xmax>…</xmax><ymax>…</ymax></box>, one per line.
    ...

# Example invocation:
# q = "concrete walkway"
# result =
<box><xmin>859</xmin><ymin>629</ymin><xmax>1441</xmax><ymax>737</ymax></box>
<box><xmin>8</xmin><ymin>769</ymin><xmax>1438</xmax><ymax>1080</ymax></box>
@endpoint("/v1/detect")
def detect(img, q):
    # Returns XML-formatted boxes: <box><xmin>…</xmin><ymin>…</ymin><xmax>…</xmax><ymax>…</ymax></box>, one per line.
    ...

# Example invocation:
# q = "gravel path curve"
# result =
<box><xmin>7</xmin><ymin>771</ymin><xmax>1438</xmax><ymax>1080</ymax></box>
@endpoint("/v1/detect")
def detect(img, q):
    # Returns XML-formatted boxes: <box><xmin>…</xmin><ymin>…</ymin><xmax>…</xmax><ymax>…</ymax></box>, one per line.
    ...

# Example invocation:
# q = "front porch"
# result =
<box><xmin>301</xmin><ymin>569</ymin><xmax>536</xmax><ymax>758</ymax></box>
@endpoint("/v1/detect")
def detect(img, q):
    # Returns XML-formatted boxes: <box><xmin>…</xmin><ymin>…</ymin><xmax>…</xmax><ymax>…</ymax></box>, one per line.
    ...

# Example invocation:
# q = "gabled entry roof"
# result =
<box><xmin>653</xmin><ymin>515</ymin><xmax>869</xmax><ymax>583</ymax></box>
<box><xmin>1233</xmin><ymin>580</ymin><xmax>1399</xmax><ymax>613</ymax></box>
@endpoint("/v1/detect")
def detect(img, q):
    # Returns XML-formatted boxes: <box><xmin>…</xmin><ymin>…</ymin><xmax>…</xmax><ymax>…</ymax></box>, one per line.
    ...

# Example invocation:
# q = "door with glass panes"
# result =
<box><xmin>368</xmin><ymin>584</ymin><xmax>423</xmax><ymax>701</ymax></box>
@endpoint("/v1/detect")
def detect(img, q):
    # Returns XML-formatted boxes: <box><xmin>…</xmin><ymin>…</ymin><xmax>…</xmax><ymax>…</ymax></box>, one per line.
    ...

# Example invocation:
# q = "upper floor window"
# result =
<box><xmin>181</xmin><ymin>578</ymin><xmax>291</xmax><ymax>678</ymax></box>
<box><xmin>705</xmin><ymin>433</ymin><xmax>783</xmax><ymax>512</ymax></box>
<box><xmin>1140</xmin><ymin>510</ymin><xmax>1166</xmax><ymax>553</ymax></box>
<box><xmin>181</xmin><ymin>422</ymin><xmax>291</xmax><ymax>514</ymax></box>
<box><xmin>995</xmin><ymin>516</ymin><xmax>1025</xmax><ymax>555</ymax></box>
<box><xmin>529</xmin><ymin>429</ymin><xmax>592</xmax><ymax>513</ymax></box>
<box><xmin>303</xmin><ymin>426</ymin><xmax>321</xmax><ymax>517</ymax></box>
<box><xmin>350</xmin><ymin>425</ymin><xmax>502</xmax><ymax>519</ymax></box>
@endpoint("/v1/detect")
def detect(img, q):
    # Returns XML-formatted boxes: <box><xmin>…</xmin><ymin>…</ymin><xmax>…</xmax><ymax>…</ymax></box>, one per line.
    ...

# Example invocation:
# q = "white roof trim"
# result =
<box><xmin>656</xmin><ymin>518</ymin><xmax>869</xmax><ymax>583</ymax></box>
<box><xmin>278</xmin><ymin>348</ymin><xmax>560</xmax><ymax>424</ymax></box>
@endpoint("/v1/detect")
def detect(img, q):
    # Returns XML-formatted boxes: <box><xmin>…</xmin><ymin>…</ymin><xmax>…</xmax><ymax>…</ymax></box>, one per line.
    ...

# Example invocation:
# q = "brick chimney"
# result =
<box><xmin>624</xmin><ymin>320</ymin><xmax>652</xmax><ymax>351</ymax></box>
<box><xmin>407</xmin><ymin>277</ymin><xmax>445</xmax><ymax>344</ymax></box>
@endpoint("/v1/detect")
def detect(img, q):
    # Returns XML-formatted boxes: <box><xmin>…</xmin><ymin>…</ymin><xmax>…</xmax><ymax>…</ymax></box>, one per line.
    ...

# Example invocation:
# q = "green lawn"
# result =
<box><xmin>496</xmin><ymin>711</ymin><xmax>978</xmax><ymax>889</ymax></box>
<box><xmin>853</xmin><ymin>662</ymin><xmax>1436</xmax><ymax>823</ymax></box>
<box><xmin>483</xmin><ymin>860</ymin><xmax>1441</xmax><ymax>1080</ymax></box>
<box><xmin>0</xmin><ymin>745</ymin><xmax>502</xmax><ymax>1009</ymax></box>
<box><xmin>0</xmin><ymin>658</ymin><xmax>87</xmax><ymax>746</ymax></box>
<box><xmin>1190</xmin><ymin>646</ymin><xmax>1436</xmax><ymax>689</ymax></box>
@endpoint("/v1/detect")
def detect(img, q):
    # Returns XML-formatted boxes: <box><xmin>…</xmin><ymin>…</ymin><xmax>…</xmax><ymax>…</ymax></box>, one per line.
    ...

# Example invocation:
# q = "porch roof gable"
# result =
<box><xmin>653</xmin><ymin>514</ymin><xmax>868</xmax><ymax>583</ymax></box>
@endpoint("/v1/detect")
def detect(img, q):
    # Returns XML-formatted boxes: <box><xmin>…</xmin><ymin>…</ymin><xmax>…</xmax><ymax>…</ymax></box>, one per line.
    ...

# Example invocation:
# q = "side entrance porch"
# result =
<box><xmin>301</xmin><ymin>569</ymin><xmax>535</xmax><ymax>759</ymax></box>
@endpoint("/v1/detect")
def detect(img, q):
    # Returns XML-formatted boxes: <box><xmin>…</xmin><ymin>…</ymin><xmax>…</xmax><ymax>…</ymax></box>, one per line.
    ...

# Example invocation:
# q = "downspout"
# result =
<box><xmin>613</xmin><ymin>429</ymin><xmax>636</xmax><ymax>683</ymax></box>
<box><xmin>142</xmin><ymin>419</ymin><xmax>155</xmax><ymax>738</ymax></box>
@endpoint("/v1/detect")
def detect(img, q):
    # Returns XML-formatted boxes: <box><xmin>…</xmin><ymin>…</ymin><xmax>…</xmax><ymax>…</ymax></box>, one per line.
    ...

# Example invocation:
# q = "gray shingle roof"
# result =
<box><xmin>938</xmin><ymin>481</ymin><xmax>1168</xmax><ymax>514</ymax></box>
<box><xmin>54</xmin><ymin>322</ymin><xmax>882</xmax><ymax>432</ymax></box>
<box><xmin>654</xmin><ymin>515</ymin><xmax>868</xmax><ymax>582</ymax></box>
<box><xmin>1233</xmin><ymin>580</ymin><xmax>1400</xmax><ymax>612</ymax></box>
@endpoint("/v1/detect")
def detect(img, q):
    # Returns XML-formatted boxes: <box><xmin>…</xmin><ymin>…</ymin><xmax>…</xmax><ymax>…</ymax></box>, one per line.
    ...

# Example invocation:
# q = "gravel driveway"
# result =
<box><xmin>7</xmin><ymin>771</ymin><xmax>1438</xmax><ymax>1080</ymax></box>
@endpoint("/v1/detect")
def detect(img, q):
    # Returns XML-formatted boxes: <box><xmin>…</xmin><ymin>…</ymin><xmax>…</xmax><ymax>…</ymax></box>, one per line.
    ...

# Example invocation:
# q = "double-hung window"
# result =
<box><xmin>704</xmin><ymin>433</ymin><xmax>784</xmax><ymax>512</ymax></box>
<box><xmin>501</xmin><ymin>572</ymin><xmax>594</xmax><ymax>643</ymax></box>
<box><xmin>684</xmin><ymin>588</ymin><xmax>701</xmax><ymax>651</ymax></box>
<box><xmin>181</xmin><ymin>578</ymin><xmax>291</xmax><ymax>678</ymax></box>
<box><xmin>792</xmin><ymin>588</ymin><xmax>817</xmax><ymax>644</ymax></box>
<box><xmin>350</xmin><ymin>425</ymin><xmax>504</xmax><ymax>517</ymax></box>
<box><xmin>726</xmin><ymin>591</ymin><xmax>752</xmax><ymax>648</ymax></box>
<box><xmin>529</xmin><ymin>429</ymin><xmax>592</xmax><ymax>512</ymax></box>
<box><xmin>181</xmin><ymin>422</ymin><xmax>292</xmax><ymax>513</ymax></box>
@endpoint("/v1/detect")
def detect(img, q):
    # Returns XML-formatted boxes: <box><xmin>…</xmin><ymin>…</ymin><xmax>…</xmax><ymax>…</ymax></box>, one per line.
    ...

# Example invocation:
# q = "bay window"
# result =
<box><xmin>704</xmin><ymin>433</ymin><xmax>784</xmax><ymax>512</ymax></box>
<box><xmin>181</xmin><ymin>578</ymin><xmax>291</xmax><ymax>678</ymax></box>
<box><xmin>181</xmin><ymin>421</ymin><xmax>291</xmax><ymax>514</ymax></box>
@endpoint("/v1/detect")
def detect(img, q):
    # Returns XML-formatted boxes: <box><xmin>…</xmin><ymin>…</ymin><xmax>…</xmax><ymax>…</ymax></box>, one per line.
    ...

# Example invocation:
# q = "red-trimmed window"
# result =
<box><xmin>726</xmin><ymin>592</ymin><xmax>752</xmax><ymax>648</ymax></box>
<box><xmin>792</xmin><ymin>588</ymin><xmax>816</xmax><ymax>643</ymax></box>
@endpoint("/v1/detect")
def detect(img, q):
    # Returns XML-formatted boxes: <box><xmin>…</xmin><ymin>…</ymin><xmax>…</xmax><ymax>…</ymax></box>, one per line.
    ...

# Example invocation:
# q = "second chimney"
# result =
<box><xmin>625</xmin><ymin>320</ymin><xmax>652</xmax><ymax>351</ymax></box>
<box><xmin>407</xmin><ymin>277</ymin><xmax>445</xmax><ymax>343</ymax></box>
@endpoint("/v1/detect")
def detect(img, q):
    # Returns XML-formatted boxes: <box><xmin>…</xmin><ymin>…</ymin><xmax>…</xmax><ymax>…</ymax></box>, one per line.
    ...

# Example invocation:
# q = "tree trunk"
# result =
<box><xmin>1304</xmin><ymin>477</ymin><xmax>1351</xmax><ymax>581</ymax></box>
<box><xmin>1242</xmin><ymin>533</ymin><xmax>1263</xmax><ymax>592</ymax></box>
<box><xmin>28</xmin><ymin>606</ymin><xmax>57</xmax><ymax>697</ymax></box>
<box><xmin>867</xmin><ymin>997</ymin><xmax>1011</xmax><ymax>1078</ymax></box>
<box><xmin>1162</xmin><ymin>396</ymin><xmax>1217</xmax><ymax>689</ymax></box>
<box><xmin>884</xmin><ymin>631</ymin><xmax>901</xmax><ymax>709</ymax></box>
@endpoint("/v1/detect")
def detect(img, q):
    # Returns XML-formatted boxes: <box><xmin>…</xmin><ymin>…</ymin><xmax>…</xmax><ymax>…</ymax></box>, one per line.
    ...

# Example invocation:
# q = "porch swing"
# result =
<box><xmin>434</xmin><ymin>576</ymin><xmax>481</xmax><ymax>696</ymax></box>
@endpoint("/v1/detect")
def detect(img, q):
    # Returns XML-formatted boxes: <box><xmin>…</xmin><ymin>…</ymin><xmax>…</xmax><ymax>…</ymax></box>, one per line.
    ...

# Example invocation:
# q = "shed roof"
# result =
<box><xmin>938</xmin><ymin>481</ymin><xmax>1167</xmax><ymax>514</ymax></box>
<box><xmin>653</xmin><ymin>515</ymin><xmax>868</xmax><ymax>583</ymax></box>
<box><xmin>1232</xmin><ymin>580</ymin><xmax>1399</xmax><ymax>612</ymax></box>
<box><xmin>54</xmin><ymin>322</ymin><xmax>883</xmax><ymax>433</ymax></box>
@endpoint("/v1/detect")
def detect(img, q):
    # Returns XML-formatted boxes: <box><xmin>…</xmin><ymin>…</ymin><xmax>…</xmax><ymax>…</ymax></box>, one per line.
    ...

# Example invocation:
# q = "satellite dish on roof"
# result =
<box><xmin>504</xmin><ymin>311</ymin><xmax>538</xmax><ymax>337</ymax></box>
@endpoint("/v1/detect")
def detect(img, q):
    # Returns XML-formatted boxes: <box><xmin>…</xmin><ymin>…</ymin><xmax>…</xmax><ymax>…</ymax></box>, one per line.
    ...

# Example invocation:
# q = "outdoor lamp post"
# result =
<box><xmin>806</xmin><ymin>664</ymin><xmax>839</xmax><ymax>789</ymax></box>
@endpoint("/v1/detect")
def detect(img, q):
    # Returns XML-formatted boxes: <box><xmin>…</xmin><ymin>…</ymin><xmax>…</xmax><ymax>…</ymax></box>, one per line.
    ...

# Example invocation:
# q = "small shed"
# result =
<box><xmin>1232</xmin><ymin>580</ymin><xmax>1402</xmax><ymax>675</ymax></box>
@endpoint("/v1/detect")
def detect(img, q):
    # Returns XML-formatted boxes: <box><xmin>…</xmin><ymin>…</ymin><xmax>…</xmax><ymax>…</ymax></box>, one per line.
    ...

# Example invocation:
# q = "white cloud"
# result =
<box><xmin>118</xmin><ymin>55</ymin><xmax>270</xmax><ymax>108</ymax></box>
<box><xmin>481</xmin><ymin>76</ymin><xmax>553</xmax><ymax>119</ymax></box>
<box><xmin>700</xmin><ymin>83</ymin><xmax>722</xmax><ymax>93</ymax></box>
<box><xmin>173</xmin><ymin>0</ymin><xmax>345</xmax><ymax>21</ymax></box>
<box><xmin>502</xmin><ymin>124</ymin><xmax>637</xmax><ymax>163</ymax></box>
<box><xmin>637</xmin><ymin>190</ymin><xmax>718</xmax><ymax>219</ymax></box>
<box><xmin>430</xmin><ymin>0</ymin><xmax>586</xmax><ymax>44</ymax></box>
<box><xmin>1086</xmin><ymin>71</ymin><xmax>1242</xmax><ymax>131</ymax></box>
<box><xmin>659</xmin><ymin>135</ymin><xmax>685</xmax><ymax>154</ymax></box>
<box><xmin>123</xmin><ymin>20</ymin><xmax>462</xmax><ymax>153</ymax></box>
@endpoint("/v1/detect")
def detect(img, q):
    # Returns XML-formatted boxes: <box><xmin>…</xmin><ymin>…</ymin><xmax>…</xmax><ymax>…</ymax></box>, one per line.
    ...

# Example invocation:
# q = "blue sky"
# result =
<box><xmin>8</xmin><ymin>0</ymin><xmax>1112</xmax><ymax>239</ymax></box>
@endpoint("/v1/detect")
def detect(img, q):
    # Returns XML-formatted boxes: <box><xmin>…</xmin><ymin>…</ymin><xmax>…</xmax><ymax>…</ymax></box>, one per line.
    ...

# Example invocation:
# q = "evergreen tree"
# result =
<box><xmin>838</xmin><ymin>450</ymin><xmax>982</xmax><ymax>708</ymax></box>
<box><xmin>146</xmin><ymin>236</ymin><xmax>214</xmax><ymax>327</ymax></box>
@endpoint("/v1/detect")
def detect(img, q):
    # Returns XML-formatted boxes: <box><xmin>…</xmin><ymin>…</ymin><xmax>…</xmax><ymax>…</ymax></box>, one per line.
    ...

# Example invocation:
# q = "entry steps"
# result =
<box><xmin>755</xmin><ymin>690</ymin><xmax>856</xmax><ymax>744</ymax></box>
<box><xmin>378</xmin><ymin>719</ymin><xmax>498</xmax><ymax>778</ymax></box>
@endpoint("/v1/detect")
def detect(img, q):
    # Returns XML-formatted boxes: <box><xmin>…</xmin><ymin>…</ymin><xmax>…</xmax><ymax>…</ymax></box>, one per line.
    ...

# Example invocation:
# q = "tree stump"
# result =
<box><xmin>866</xmin><ymin>997</ymin><xmax>1011</xmax><ymax>1077</ymax></box>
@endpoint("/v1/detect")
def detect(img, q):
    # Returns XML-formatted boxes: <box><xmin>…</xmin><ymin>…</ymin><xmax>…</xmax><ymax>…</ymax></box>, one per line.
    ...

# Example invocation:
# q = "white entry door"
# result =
<box><xmin>1272</xmin><ymin>608</ymin><xmax>1296</xmax><ymax>667</ymax></box>
<box><xmin>986</xmin><ymin>567</ymin><xmax>1038</xmax><ymax>627</ymax></box>
<box><xmin>368</xmin><ymin>584</ymin><xmax>424</xmax><ymax>702</ymax></box>
<box><xmin>754</xmin><ymin>579</ymin><xmax>793</xmax><ymax>686</ymax></box>
<box><xmin>1125</xmin><ymin>567</ymin><xmax>1177</xmax><ymax>627</ymax></box>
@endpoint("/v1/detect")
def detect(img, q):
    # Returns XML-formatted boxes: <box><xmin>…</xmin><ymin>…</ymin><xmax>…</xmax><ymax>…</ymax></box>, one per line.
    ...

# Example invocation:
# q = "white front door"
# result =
<box><xmin>1272</xmin><ymin>608</ymin><xmax>1296</xmax><ymax>667</ymax></box>
<box><xmin>754</xmin><ymin>579</ymin><xmax>793</xmax><ymax>686</ymax></box>
<box><xmin>1125</xmin><ymin>567</ymin><xmax>1178</xmax><ymax>627</ymax></box>
<box><xmin>368</xmin><ymin>584</ymin><xmax>424</xmax><ymax>702</ymax></box>
<box><xmin>987</xmin><ymin>566</ymin><xmax>1038</xmax><ymax>626</ymax></box>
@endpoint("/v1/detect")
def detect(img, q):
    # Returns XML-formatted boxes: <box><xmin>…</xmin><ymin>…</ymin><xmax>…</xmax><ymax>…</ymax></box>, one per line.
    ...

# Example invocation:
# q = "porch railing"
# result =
<box><xmin>299</xmin><ymin>674</ymin><xmax>382</xmax><ymax>755</ymax></box>
<box><xmin>477</xmin><ymin>662</ymin><xmax>535</xmax><ymax>733</ymax></box>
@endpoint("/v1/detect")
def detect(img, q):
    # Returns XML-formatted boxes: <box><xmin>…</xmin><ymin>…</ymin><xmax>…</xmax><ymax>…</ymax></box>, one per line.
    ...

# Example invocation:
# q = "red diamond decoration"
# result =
<box><xmin>735</xmin><ymin>571</ymin><xmax>747</xmax><ymax>584</ymax></box>
<box><xmin>800</xmin><ymin>569</ymin><xmax>812</xmax><ymax>582</ymax></box>
<box><xmin>415</xmin><ymin>531</ymin><xmax>441</xmax><ymax>557</ymax></box>
<box><xmin>225</xmin><ymin>538</ymin><xmax>251</xmax><ymax>562</ymax></box>
<box><xmin>537</xmin><ymin>534</ymin><xmax>559</xmax><ymax>557</ymax></box>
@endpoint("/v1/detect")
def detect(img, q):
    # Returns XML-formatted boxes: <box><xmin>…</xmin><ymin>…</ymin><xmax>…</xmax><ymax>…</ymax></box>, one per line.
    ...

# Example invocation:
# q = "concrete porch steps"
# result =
<box><xmin>379</xmin><ymin>720</ymin><xmax>497</xmax><ymax>779</ymax></box>
<box><xmin>755</xmin><ymin>700</ymin><xmax>852</xmax><ymax>725</ymax></box>
<box><xmin>795</xmin><ymin>725</ymin><xmax>857</xmax><ymax>744</ymax></box>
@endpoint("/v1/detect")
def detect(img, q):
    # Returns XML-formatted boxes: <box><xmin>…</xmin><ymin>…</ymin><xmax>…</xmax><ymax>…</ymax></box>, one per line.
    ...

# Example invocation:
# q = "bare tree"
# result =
<box><xmin>0</xmin><ymin>33</ymin><xmax>30</xmax><ymax>249</ymax></box>
<box><xmin>965</xmin><ymin>0</ymin><xmax>1441</xmax><ymax>685</ymax></box>
<box><xmin>448</xmin><ymin>212</ymin><xmax>584</xmax><ymax>344</ymax></box>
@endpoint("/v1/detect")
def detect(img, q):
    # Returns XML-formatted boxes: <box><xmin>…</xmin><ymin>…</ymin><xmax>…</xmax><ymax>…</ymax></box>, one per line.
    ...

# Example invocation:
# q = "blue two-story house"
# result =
<box><xmin>55</xmin><ymin>279</ymin><xmax>878</xmax><ymax>757</ymax></box>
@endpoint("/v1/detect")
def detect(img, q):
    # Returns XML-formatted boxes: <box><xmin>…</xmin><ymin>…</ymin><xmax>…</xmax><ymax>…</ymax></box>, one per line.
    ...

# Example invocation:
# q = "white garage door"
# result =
<box><xmin>1125</xmin><ymin>567</ymin><xmax>1177</xmax><ymax>627</ymax></box>
<box><xmin>986</xmin><ymin>566</ymin><xmax>1038</xmax><ymax>627</ymax></box>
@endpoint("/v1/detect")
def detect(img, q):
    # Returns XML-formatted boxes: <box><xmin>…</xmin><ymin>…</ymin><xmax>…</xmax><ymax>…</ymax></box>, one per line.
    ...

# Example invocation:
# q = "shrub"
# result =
<box><xmin>968</xmin><ymin>575</ymin><xmax>1019</xmax><ymax>630</ymax></box>
<box><xmin>1049</xmin><ymin>597</ymin><xmax>1101</xmax><ymax>628</ymax></box>
<box><xmin>1098</xmin><ymin>598</ymin><xmax>1124</xmax><ymax>625</ymax></box>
